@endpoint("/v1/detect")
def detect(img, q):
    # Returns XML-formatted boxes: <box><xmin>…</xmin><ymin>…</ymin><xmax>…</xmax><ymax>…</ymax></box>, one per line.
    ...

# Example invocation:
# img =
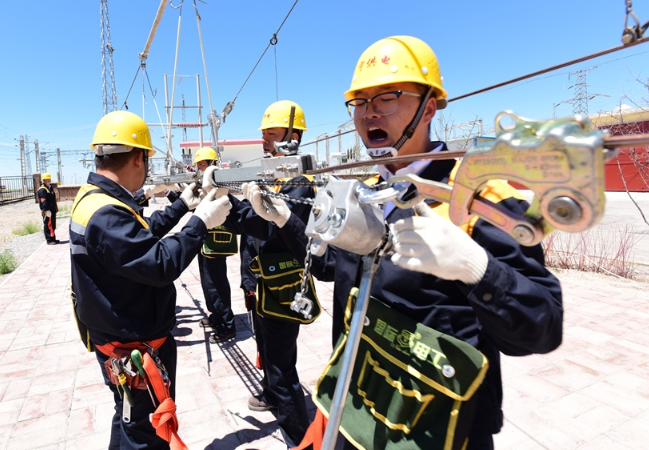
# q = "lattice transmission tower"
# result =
<box><xmin>100</xmin><ymin>0</ymin><xmax>118</xmax><ymax>115</ymax></box>
<box><xmin>569</xmin><ymin>67</ymin><xmax>595</xmax><ymax>115</ymax></box>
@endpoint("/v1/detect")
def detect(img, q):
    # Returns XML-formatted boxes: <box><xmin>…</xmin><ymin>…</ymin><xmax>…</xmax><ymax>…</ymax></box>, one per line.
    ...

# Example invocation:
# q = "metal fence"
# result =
<box><xmin>0</xmin><ymin>176</ymin><xmax>35</xmax><ymax>204</ymax></box>
<box><xmin>299</xmin><ymin>120</ymin><xmax>363</xmax><ymax>167</ymax></box>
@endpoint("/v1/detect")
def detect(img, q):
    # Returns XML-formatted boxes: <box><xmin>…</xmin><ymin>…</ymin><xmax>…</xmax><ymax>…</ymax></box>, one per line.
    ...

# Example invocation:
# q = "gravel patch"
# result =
<box><xmin>0</xmin><ymin>199</ymin><xmax>72</xmax><ymax>284</ymax></box>
<box><xmin>0</xmin><ymin>233</ymin><xmax>45</xmax><ymax>284</ymax></box>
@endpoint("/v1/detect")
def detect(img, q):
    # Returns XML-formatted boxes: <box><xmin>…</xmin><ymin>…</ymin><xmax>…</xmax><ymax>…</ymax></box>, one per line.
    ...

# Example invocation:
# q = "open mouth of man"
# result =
<box><xmin>367</xmin><ymin>127</ymin><xmax>388</xmax><ymax>145</ymax></box>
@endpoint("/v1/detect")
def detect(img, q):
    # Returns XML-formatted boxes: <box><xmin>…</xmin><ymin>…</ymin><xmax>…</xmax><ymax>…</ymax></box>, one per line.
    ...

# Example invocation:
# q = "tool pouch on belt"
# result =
<box><xmin>103</xmin><ymin>359</ymin><xmax>149</xmax><ymax>390</ymax></box>
<box><xmin>201</xmin><ymin>225</ymin><xmax>238</xmax><ymax>257</ymax></box>
<box><xmin>251</xmin><ymin>252</ymin><xmax>321</xmax><ymax>324</ymax></box>
<box><xmin>313</xmin><ymin>288</ymin><xmax>488</xmax><ymax>450</ymax></box>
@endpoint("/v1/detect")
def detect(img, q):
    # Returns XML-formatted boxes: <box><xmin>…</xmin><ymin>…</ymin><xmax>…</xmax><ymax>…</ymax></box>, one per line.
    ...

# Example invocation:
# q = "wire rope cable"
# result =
<box><xmin>231</xmin><ymin>0</ymin><xmax>299</xmax><ymax>104</ymax></box>
<box><xmin>166</xmin><ymin>3</ymin><xmax>184</xmax><ymax>168</ymax></box>
<box><xmin>274</xmin><ymin>41</ymin><xmax>279</xmax><ymax>101</ymax></box>
<box><xmin>120</xmin><ymin>65</ymin><xmax>142</xmax><ymax>110</ymax></box>
<box><xmin>144</xmin><ymin>67</ymin><xmax>170</xmax><ymax>142</ymax></box>
<box><xmin>448</xmin><ymin>36</ymin><xmax>649</xmax><ymax>104</ymax></box>
<box><xmin>192</xmin><ymin>0</ymin><xmax>221</xmax><ymax>161</ymax></box>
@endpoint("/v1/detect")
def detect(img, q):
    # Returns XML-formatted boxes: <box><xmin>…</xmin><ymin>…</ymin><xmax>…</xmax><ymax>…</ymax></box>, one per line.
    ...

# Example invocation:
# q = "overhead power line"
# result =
<box><xmin>448</xmin><ymin>36</ymin><xmax>649</xmax><ymax>104</ymax></box>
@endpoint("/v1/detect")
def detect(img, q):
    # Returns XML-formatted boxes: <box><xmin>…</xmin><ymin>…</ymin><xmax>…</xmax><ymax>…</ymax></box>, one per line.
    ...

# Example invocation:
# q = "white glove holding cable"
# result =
<box><xmin>45</xmin><ymin>211</ymin><xmax>52</xmax><ymax>218</ymax></box>
<box><xmin>242</xmin><ymin>182</ymin><xmax>291</xmax><ymax>228</ymax></box>
<box><xmin>390</xmin><ymin>202</ymin><xmax>489</xmax><ymax>285</ymax></box>
<box><xmin>143</xmin><ymin>184</ymin><xmax>175</xmax><ymax>198</ymax></box>
<box><xmin>201</xmin><ymin>166</ymin><xmax>218</xmax><ymax>194</ymax></box>
<box><xmin>194</xmin><ymin>189</ymin><xmax>232</xmax><ymax>230</ymax></box>
<box><xmin>180</xmin><ymin>182</ymin><xmax>201</xmax><ymax>211</ymax></box>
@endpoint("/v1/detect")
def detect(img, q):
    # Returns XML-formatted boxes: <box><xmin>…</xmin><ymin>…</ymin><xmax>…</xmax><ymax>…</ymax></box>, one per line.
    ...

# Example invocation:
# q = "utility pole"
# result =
<box><xmin>100</xmin><ymin>0</ymin><xmax>118</xmax><ymax>115</ymax></box>
<box><xmin>34</xmin><ymin>139</ymin><xmax>41</xmax><ymax>173</ymax></box>
<box><xmin>24</xmin><ymin>135</ymin><xmax>32</xmax><ymax>176</ymax></box>
<box><xmin>19</xmin><ymin>136</ymin><xmax>26</xmax><ymax>179</ymax></box>
<box><xmin>57</xmin><ymin>148</ymin><xmax>63</xmax><ymax>184</ymax></box>
<box><xmin>181</xmin><ymin>95</ymin><xmax>188</xmax><ymax>142</ymax></box>
<box><xmin>325</xmin><ymin>136</ymin><xmax>330</xmax><ymax>166</ymax></box>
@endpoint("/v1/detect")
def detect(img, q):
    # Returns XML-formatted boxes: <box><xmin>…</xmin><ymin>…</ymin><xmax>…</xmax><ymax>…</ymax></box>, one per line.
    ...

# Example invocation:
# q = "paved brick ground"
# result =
<box><xmin>0</xmin><ymin>202</ymin><xmax>648</xmax><ymax>449</ymax></box>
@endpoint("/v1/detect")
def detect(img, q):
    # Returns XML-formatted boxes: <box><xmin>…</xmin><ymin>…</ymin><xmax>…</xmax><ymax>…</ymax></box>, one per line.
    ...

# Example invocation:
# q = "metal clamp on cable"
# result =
<box><xmin>304</xmin><ymin>178</ymin><xmax>393</xmax><ymax>256</ymax></box>
<box><xmin>386</xmin><ymin>111</ymin><xmax>609</xmax><ymax>246</ymax></box>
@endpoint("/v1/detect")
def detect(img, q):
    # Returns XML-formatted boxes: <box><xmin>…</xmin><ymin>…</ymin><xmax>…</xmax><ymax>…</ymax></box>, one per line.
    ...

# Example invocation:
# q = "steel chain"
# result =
<box><xmin>299</xmin><ymin>236</ymin><xmax>314</xmax><ymax>296</ymax></box>
<box><xmin>213</xmin><ymin>177</ymin><xmax>387</xmax><ymax>206</ymax></box>
<box><xmin>213</xmin><ymin>179</ymin><xmax>328</xmax><ymax>205</ymax></box>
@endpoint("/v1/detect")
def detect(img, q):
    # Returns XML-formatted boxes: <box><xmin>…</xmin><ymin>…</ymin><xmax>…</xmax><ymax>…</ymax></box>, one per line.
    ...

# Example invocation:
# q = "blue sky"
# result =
<box><xmin>0</xmin><ymin>0</ymin><xmax>647</xmax><ymax>182</ymax></box>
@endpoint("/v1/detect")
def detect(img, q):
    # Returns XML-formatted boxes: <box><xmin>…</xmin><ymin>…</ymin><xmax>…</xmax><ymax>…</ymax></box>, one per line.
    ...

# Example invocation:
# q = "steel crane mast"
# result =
<box><xmin>100</xmin><ymin>0</ymin><xmax>118</xmax><ymax>115</ymax></box>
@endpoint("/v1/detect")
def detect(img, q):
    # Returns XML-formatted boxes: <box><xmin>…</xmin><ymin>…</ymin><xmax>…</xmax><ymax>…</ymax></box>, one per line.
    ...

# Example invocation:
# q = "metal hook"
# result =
<box><xmin>192</xmin><ymin>0</ymin><xmax>204</xmax><ymax>20</ymax></box>
<box><xmin>169</xmin><ymin>0</ymin><xmax>184</xmax><ymax>9</ymax></box>
<box><xmin>270</xmin><ymin>34</ymin><xmax>278</xmax><ymax>45</ymax></box>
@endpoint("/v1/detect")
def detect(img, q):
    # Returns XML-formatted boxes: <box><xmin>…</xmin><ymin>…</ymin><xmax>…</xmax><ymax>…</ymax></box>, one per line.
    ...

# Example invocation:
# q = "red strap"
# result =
<box><xmin>143</xmin><ymin>352</ymin><xmax>188</xmax><ymax>450</ymax></box>
<box><xmin>292</xmin><ymin>408</ymin><xmax>327</xmax><ymax>450</ymax></box>
<box><xmin>256</xmin><ymin>350</ymin><xmax>263</xmax><ymax>370</ymax></box>
<box><xmin>94</xmin><ymin>337</ymin><xmax>167</xmax><ymax>356</ymax></box>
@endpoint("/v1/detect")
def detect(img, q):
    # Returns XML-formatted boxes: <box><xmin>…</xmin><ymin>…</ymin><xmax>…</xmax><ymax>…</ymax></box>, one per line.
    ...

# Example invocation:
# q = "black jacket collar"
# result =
<box><xmin>378</xmin><ymin>141</ymin><xmax>456</xmax><ymax>203</ymax></box>
<box><xmin>87</xmin><ymin>172</ymin><xmax>143</xmax><ymax>213</ymax></box>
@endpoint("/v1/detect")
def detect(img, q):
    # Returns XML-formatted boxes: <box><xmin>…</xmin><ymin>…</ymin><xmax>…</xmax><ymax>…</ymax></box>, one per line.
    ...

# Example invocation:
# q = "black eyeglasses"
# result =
<box><xmin>345</xmin><ymin>90</ymin><xmax>421</xmax><ymax>118</ymax></box>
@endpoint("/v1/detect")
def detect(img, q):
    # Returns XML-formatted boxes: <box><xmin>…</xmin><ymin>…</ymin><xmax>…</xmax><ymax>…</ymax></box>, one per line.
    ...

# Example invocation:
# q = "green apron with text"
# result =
<box><xmin>313</xmin><ymin>288</ymin><xmax>489</xmax><ymax>450</ymax></box>
<box><xmin>251</xmin><ymin>252</ymin><xmax>321</xmax><ymax>324</ymax></box>
<box><xmin>201</xmin><ymin>225</ymin><xmax>238</xmax><ymax>257</ymax></box>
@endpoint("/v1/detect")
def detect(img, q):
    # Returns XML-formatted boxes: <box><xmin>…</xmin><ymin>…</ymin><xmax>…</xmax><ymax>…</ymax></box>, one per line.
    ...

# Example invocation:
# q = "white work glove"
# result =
<box><xmin>45</xmin><ymin>211</ymin><xmax>52</xmax><ymax>217</ymax></box>
<box><xmin>242</xmin><ymin>182</ymin><xmax>291</xmax><ymax>228</ymax></box>
<box><xmin>194</xmin><ymin>189</ymin><xmax>232</xmax><ymax>230</ymax></box>
<box><xmin>201</xmin><ymin>166</ymin><xmax>219</xmax><ymax>194</ymax></box>
<box><xmin>180</xmin><ymin>182</ymin><xmax>201</xmax><ymax>211</ymax></box>
<box><xmin>143</xmin><ymin>184</ymin><xmax>175</xmax><ymax>198</ymax></box>
<box><xmin>390</xmin><ymin>202</ymin><xmax>488</xmax><ymax>285</ymax></box>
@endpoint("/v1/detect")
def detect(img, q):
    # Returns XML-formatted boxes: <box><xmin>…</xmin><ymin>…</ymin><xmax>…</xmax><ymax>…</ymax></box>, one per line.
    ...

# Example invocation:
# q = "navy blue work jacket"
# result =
<box><xmin>276</xmin><ymin>144</ymin><xmax>564</xmax><ymax>434</ymax></box>
<box><xmin>38</xmin><ymin>183</ymin><xmax>57</xmax><ymax>213</ymax></box>
<box><xmin>70</xmin><ymin>172</ymin><xmax>208</xmax><ymax>346</ymax></box>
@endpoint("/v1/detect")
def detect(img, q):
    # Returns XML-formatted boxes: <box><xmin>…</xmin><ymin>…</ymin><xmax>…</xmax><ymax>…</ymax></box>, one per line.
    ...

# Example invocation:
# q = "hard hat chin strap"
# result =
<box><xmin>393</xmin><ymin>86</ymin><xmax>434</xmax><ymax>152</ymax></box>
<box><xmin>140</xmin><ymin>149</ymin><xmax>149</xmax><ymax>191</ymax></box>
<box><xmin>365</xmin><ymin>86</ymin><xmax>435</xmax><ymax>160</ymax></box>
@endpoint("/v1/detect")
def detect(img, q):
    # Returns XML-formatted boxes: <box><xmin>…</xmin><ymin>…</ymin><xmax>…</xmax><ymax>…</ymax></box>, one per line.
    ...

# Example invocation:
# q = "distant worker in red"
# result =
<box><xmin>37</xmin><ymin>172</ymin><xmax>59</xmax><ymax>245</ymax></box>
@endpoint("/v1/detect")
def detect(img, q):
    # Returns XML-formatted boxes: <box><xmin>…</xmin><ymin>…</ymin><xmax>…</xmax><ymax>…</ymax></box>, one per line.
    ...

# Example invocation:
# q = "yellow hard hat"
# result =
<box><xmin>41</xmin><ymin>172</ymin><xmax>52</xmax><ymax>180</ymax></box>
<box><xmin>259</xmin><ymin>100</ymin><xmax>307</xmax><ymax>131</ymax></box>
<box><xmin>90</xmin><ymin>111</ymin><xmax>156</xmax><ymax>157</ymax></box>
<box><xmin>344</xmin><ymin>36</ymin><xmax>447</xmax><ymax>109</ymax></box>
<box><xmin>194</xmin><ymin>146</ymin><xmax>218</xmax><ymax>164</ymax></box>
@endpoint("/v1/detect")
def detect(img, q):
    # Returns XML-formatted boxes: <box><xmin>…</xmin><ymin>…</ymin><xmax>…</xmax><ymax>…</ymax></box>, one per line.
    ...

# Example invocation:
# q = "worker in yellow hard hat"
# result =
<box><xmin>259</xmin><ymin>99</ymin><xmax>307</xmax><ymax>157</ymax></box>
<box><xmin>202</xmin><ymin>99</ymin><xmax>316</xmax><ymax>447</ymax></box>
<box><xmin>243</xmin><ymin>37</ymin><xmax>564</xmax><ymax>450</ymax></box>
<box><xmin>191</xmin><ymin>146</ymin><xmax>241</xmax><ymax>343</ymax></box>
<box><xmin>70</xmin><ymin>110</ymin><xmax>232</xmax><ymax>449</ymax></box>
<box><xmin>37</xmin><ymin>172</ymin><xmax>59</xmax><ymax>244</ymax></box>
